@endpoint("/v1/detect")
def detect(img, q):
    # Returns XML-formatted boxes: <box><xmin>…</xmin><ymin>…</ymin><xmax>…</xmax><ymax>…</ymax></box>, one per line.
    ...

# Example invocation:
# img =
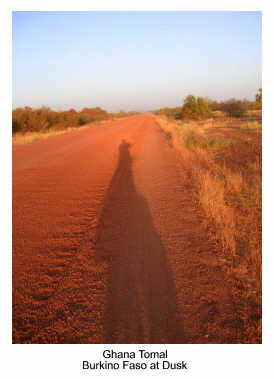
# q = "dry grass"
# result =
<box><xmin>198</xmin><ymin>170</ymin><xmax>236</xmax><ymax>255</ymax></box>
<box><xmin>12</xmin><ymin>118</ymin><xmax>119</xmax><ymax>145</ymax></box>
<box><xmin>241</xmin><ymin>120</ymin><xmax>262</xmax><ymax>130</ymax></box>
<box><xmin>156</xmin><ymin>115</ymin><xmax>262</xmax><ymax>340</ymax></box>
<box><xmin>157</xmin><ymin>116</ymin><xmax>237</xmax><ymax>254</ymax></box>
<box><xmin>12</xmin><ymin>126</ymin><xmax>89</xmax><ymax>145</ymax></box>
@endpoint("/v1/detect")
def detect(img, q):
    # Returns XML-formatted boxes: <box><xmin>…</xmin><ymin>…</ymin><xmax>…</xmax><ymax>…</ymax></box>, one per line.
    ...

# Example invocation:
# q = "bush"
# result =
<box><xmin>255</xmin><ymin>88</ymin><xmax>262</xmax><ymax>109</ymax></box>
<box><xmin>78</xmin><ymin>114</ymin><xmax>90</xmax><ymax>125</ymax></box>
<box><xmin>222</xmin><ymin>99</ymin><xmax>248</xmax><ymax>118</ymax></box>
<box><xmin>12</xmin><ymin>106</ymin><xmax>110</xmax><ymax>134</ymax></box>
<box><xmin>182</xmin><ymin>95</ymin><xmax>212</xmax><ymax>120</ymax></box>
<box><xmin>153</xmin><ymin>107</ymin><xmax>182</xmax><ymax>119</ymax></box>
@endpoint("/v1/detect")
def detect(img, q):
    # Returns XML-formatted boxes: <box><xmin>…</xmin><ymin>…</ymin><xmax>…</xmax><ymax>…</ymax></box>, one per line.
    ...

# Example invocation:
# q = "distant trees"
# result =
<box><xmin>153</xmin><ymin>107</ymin><xmax>182</xmax><ymax>119</ymax></box>
<box><xmin>217</xmin><ymin>89</ymin><xmax>262</xmax><ymax>115</ymax></box>
<box><xmin>207</xmin><ymin>99</ymin><xmax>220</xmax><ymax>111</ymax></box>
<box><xmin>180</xmin><ymin>89</ymin><xmax>262</xmax><ymax>119</ymax></box>
<box><xmin>78</xmin><ymin>114</ymin><xmax>90</xmax><ymax>126</ymax></box>
<box><xmin>80</xmin><ymin>107</ymin><xmax>109</xmax><ymax>123</ymax></box>
<box><xmin>12</xmin><ymin>106</ymin><xmax>54</xmax><ymax>134</ymax></box>
<box><xmin>12</xmin><ymin>106</ymin><xmax>110</xmax><ymax>134</ymax></box>
<box><xmin>153</xmin><ymin>96</ymin><xmax>212</xmax><ymax>120</ymax></box>
<box><xmin>181</xmin><ymin>95</ymin><xmax>212</xmax><ymax>120</ymax></box>
<box><xmin>112</xmin><ymin>110</ymin><xmax>140</xmax><ymax>118</ymax></box>
<box><xmin>221</xmin><ymin>99</ymin><xmax>248</xmax><ymax>118</ymax></box>
<box><xmin>153</xmin><ymin>89</ymin><xmax>262</xmax><ymax>121</ymax></box>
<box><xmin>255</xmin><ymin>88</ymin><xmax>262</xmax><ymax>109</ymax></box>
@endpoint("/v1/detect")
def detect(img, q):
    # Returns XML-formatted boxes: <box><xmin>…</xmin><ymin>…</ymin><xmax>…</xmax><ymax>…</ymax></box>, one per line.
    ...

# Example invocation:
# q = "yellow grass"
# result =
<box><xmin>12</xmin><ymin>118</ymin><xmax>119</xmax><ymax>145</ymax></box>
<box><xmin>156</xmin><ymin>115</ymin><xmax>261</xmax><ymax>277</ymax></box>
<box><xmin>157</xmin><ymin>116</ymin><xmax>236</xmax><ymax>255</ymax></box>
<box><xmin>242</xmin><ymin>120</ymin><xmax>262</xmax><ymax>130</ymax></box>
<box><xmin>156</xmin><ymin>116</ymin><xmax>262</xmax><ymax>316</ymax></box>
<box><xmin>12</xmin><ymin>127</ymin><xmax>82</xmax><ymax>145</ymax></box>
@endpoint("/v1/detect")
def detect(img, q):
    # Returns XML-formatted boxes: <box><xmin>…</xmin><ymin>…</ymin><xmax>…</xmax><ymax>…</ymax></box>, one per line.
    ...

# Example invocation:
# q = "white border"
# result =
<box><xmin>2</xmin><ymin>2</ymin><xmax>272</xmax><ymax>378</ymax></box>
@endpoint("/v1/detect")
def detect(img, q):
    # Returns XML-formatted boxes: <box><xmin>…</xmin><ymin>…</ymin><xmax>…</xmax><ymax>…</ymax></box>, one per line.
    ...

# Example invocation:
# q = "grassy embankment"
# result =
<box><xmin>156</xmin><ymin>114</ymin><xmax>262</xmax><ymax>341</ymax></box>
<box><xmin>12</xmin><ymin>120</ymin><xmax>112</xmax><ymax>145</ymax></box>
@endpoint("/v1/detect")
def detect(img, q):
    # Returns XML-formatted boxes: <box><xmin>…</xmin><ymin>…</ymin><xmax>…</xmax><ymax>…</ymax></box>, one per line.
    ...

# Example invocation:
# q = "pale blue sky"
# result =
<box><xmin>12</xmin><ymin>11</ymin><xmax>262</xmax><ymax>112</ymax></box>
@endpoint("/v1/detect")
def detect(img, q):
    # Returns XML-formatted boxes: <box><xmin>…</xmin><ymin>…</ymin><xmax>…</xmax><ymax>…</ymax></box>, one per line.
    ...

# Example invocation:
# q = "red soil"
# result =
<box><xmin>13</xmin><ymin>115</ymin><xmax>242</xmax><ymax>343</ymax></box>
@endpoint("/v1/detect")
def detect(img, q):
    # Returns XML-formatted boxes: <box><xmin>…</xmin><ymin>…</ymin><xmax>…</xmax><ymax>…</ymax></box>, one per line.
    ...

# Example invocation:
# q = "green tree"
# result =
<box><xmin>182</xmin><ymin>95</ymin><xmax>212</xmax><ymax>120</ymax></box>
<box><xmin>78</xmin><ymin>114</ymin><xmax>90</xmax><ymax>126</ymax></box>
<box><xmin>255</xmin><ymin>88</ymin><xmax>262</xmax><ymax>109</ymax></box>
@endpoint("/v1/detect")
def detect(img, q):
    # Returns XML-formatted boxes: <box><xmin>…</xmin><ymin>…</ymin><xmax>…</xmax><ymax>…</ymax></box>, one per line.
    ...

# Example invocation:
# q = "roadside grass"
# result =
<box><xmin>156</xmin><ymin>115</ymin><xmax>261</xmax><ymax>340</ymax></box>
<box><xmin>241</xmin><ymin>120</ymin><xmax>262</xmax><ymax>131</ymax></box>
<box><xmin>157</xmin><ymin>117</ymin><xmax>236</xmax><ymax>252</ymax></box>
<box><xmin>12</xmin><ymin>127</ymin><xmax>84</xmax><ymax>145</ymax></box>
<box><xmin>12</xmin><ymin>118</ymin><xmax>119</xmax><ymax>145</ymax></box>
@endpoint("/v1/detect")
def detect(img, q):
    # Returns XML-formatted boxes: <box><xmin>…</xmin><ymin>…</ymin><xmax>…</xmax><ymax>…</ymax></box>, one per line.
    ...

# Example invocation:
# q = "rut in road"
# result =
<box><xmin>95</xmin><ymin>140</ymin><xmax>184</xmax><ymax>343</ymax></box>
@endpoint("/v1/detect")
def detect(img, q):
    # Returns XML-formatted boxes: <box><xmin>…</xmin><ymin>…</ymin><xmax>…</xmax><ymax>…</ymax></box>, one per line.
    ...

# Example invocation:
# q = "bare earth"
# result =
<box><xmin>13</xmin><ymin>115</ymin><xmax>242</xmax><ymax>343</ymax></box>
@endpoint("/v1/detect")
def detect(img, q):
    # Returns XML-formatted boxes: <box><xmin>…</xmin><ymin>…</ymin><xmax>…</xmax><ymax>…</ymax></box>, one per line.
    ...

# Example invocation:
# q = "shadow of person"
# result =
<box><xmin>95</xmin><ymin>139</ymin><xmax>184</xmax><ymax>343</ymax></box>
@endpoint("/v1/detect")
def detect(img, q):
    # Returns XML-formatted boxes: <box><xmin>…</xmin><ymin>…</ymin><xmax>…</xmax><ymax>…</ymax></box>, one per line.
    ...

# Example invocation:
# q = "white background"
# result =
<box><xmin>1</xmin><ymin>1</ymin><xmax>273</xmax><ymax>378</ymax></box>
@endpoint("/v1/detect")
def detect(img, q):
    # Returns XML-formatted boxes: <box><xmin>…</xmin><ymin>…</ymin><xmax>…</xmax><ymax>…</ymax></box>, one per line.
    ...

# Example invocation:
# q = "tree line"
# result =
<box><xmin>12</xmin><ymin>106</ymin><xmax>140</xmax><ymax>134</ymax></box>
<box><xmin>153</xmin><ymin>88</ymin><xmax>262</xmax><ymax>120</ymax></box>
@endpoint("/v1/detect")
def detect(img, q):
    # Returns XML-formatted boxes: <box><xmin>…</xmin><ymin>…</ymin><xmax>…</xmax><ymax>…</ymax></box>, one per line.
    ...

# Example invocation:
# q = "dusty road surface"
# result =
<box><xmin>13</xmin><ymin>115</ymin><xmax>242</xmax><ymax>343</ymax></box>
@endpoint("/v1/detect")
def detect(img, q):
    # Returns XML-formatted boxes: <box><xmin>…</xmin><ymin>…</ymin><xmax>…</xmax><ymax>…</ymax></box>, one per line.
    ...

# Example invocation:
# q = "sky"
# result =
<box><xmin>12</xmin><ymin>11</ymin><xmax>262</xmax><ymax>112</ymax></box>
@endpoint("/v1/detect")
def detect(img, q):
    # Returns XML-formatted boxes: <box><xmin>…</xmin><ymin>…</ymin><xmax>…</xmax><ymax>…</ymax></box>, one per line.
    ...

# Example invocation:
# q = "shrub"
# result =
<box><xmin>182</xmin><ymin>95</ymin><xmax>212</xmax><ymax>120</ymax></box>
<box><xmin>222</xmin><ymin>99</ymin><xmax>248</xmax><ymax>118</ymax></box>
<box><xmin>12</xmin><ymin>106</ymin><xmax>110</xmax><ymax>134</ymax></box>
<box><xmin>255</xmin><ymin>88</ymin><xmax>262</xmax><ymax>109</ymax></box>
<box><xmin>78</xmin><ymin>114</ymin><xmax>90</xmax><ymax>125</ymax></box>
<box><xmin>153</xmin><ymin>107</ymin><xmax>182</xmax><ymax>119</ymax></box>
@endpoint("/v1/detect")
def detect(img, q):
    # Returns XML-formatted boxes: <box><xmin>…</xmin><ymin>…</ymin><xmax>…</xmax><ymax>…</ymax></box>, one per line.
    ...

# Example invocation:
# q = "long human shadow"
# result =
<box><xmin>95</xmin><ymin>140</ymin><xmax>184</xmax><ymax>343</ymax></box>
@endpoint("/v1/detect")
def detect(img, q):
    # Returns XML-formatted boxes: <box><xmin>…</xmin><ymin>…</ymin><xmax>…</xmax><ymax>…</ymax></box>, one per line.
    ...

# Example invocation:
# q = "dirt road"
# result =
<box><xmin>13</xmin><ymin>115</ymin><xmax>241</xmax><ymax>343</ymax></box>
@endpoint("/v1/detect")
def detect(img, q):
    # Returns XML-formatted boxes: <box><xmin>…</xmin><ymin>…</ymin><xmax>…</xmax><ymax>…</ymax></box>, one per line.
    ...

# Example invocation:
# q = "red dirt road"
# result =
<box><xmin>13</xmin><ymin>115</ymin><xmax>241</xmax><ymax>343</ymax></box>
